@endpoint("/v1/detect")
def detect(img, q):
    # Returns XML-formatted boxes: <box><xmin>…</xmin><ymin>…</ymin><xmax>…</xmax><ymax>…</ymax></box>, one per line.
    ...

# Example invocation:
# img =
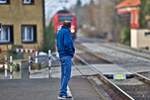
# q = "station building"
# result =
<box><xmin>0</xmin><ymin>0</ymin><xmax>45</xmax><ymax>51</ymax></box>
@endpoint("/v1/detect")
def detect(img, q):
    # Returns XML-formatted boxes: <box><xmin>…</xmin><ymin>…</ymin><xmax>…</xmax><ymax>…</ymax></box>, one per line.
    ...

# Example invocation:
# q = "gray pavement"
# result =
<box><xmin>0</xmin><ymin>79</ymin><xmax>59</xmax><ymax>100</ymax></box>
<box><xmin>70</xmin><ymin>76</ymin><xmax>100</xmax><ymax>100</ymax></box>
<box><xmin>0</xmin><ymin>76</ymin><xmax>101</xmax><ymax>100</ymax></box>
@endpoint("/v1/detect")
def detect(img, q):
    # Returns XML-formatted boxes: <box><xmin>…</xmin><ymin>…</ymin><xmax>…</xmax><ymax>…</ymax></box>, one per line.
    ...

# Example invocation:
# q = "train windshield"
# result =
<box><xmin>59</xmin><ymin>15</ymin><xmax>72</xmax><ymax>22</ymax></box>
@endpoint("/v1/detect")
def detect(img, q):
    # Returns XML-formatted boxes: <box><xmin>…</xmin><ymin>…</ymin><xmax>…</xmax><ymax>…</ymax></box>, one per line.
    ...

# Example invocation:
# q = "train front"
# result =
<box><xmin>54</xmin><ymin>13</ymin><xmax>77</xmax><ymax>39</ymax></box>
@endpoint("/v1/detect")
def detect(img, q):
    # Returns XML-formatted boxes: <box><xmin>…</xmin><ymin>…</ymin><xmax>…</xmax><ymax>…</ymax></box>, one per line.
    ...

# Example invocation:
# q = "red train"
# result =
<box><xmin>53</xmin><ymin>10</ymin><xmax>77</xmax><ymax>39</ymax></box>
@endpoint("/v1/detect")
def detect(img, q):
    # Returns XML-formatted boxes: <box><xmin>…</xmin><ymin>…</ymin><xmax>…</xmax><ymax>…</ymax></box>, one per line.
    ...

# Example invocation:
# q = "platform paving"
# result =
<box><xmin>0</xmin><ymin>79</ymin><xmax>59</xmax><ymax>100</ymax></box>
<box><xmin>70</xmin><ymin>77</ymin><xmax>100</xmax><ymax>100</ymax></box>
<box><xmin>0</xmin><ymin>76</ymin><xmax>101</xmax><ymax>100</ymax></box>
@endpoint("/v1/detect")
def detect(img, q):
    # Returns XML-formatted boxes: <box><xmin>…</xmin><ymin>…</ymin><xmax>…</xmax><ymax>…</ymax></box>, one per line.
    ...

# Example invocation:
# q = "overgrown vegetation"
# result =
<box><xmin>43</xmin><ymin>22</ymin><xmax>56</xmax><ymax>52</ymax></box>
<box><xmin>120</xmin><ymin>26</ymin><xmax>130</xmax><ymax>45</ymax></box>
<box><xmin>140</xmin><ymin>0</ymin><xmax>150</xmax><ymax>28</ymax></box>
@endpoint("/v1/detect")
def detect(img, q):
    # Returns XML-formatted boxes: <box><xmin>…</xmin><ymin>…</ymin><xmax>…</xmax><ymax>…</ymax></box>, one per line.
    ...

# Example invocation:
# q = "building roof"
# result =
<box><xmin>116</xmin><ymin>0</ymin><xmax>141</xmax><ymax>9</ymax></box>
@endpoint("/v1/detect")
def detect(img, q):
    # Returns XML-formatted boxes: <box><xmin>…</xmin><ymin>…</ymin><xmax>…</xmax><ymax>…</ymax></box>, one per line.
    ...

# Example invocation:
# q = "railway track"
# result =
<box><xmin>100</xmin><ymin>43</ymin><xmax>150</xmax><ymax>60</ymax></box>
<box><xmin>74</xmin><ymin>55</ymin><xmax>134</xmax><ymax>100</ymax></box>
<box><xmin>138</xmin><ymin>71</ymin><xmax>150</xmax><ymax>79</ymax></box>
<box><xmin>74</xmin><ymin>43</ymin><xmax>150</xmax><ymax>100</ymax></box>
<box><xmin>76</xmin><ymin>40</ymin><xmax>150</xmax><ymax>72</ymax></box>
<box><xmin>99</xmin><ymin>43</ymin><xmax>150</xmax><ymax>80</ymax></box>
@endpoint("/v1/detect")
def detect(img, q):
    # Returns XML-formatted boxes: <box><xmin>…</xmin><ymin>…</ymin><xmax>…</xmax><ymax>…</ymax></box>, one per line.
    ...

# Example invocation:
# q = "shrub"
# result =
<box><xmin>43</xmin><ymin>22</ymin><xmax>56</xmax><ymax>52</ymax></box>
<box><xmin>120</xmin><ymin>26</ymin><xmax>130</xmax><ymax>45</ymax></box>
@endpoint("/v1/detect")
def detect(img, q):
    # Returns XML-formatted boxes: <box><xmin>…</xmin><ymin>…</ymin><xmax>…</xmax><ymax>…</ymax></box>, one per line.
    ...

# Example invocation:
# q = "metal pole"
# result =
<box><xmin>48</xmin><ymin>50</ymin><xmax>52</xmax><ymax>78</ymax></box>
<box><xmin>35</xmin><ymin>51</ymin><xmax>38</xmax><ymax>63</ymax></box>
<box><xmin>19</xmin><ymin>62</ymin><xmax>22</xmax><ymax>79</ymax></box>
<box><xmin>9</xmin><ymin>56</ymin><xmax>13</xmax><ymax>79</ymax></box>
<box><xmin>0</xmin><ymin>23</ymin><xmax>2</xmax><ymax>34</ymax></box>
<box><xmin>48</xmin><ymin>50</ymin><xmax>51</xmax><ymax>58</ymax></box>
<box><xmin>4</xmin><ymin>64</ymin><xmax>8</xmax><ymax>79</ymax></box>
<box><xmin>28</xmin><ymin>56</ymin><xmax>32</xmax><ymax>76</ymax></box>
<box><xmin>4</xmin><ymin>56</ymin><xmax>8</xmax><ymax>79</ymax></box>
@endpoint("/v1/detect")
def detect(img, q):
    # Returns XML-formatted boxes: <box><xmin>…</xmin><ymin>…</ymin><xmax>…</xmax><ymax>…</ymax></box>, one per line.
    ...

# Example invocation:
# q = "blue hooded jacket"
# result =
<box><xmin>56</xmin><ymin>26</ymin><xmax>75</xmax><ymax>58</ymax></box>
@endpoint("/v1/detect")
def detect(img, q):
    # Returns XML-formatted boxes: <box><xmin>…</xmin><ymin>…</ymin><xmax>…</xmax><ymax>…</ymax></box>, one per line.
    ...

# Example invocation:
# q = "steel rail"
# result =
<box><xmin>100</xmin><ymin>43</ymin><xmax>150</xmax><ymax>60</ymax></box>
<box><xmin>74</xmin><ymin>54</ymin><xmax>135</xmax><ymax>100</ymax></box>
<box><xmin>76</xmin><ymin>44</ymin><xmax>113</xmax><ymax>63</ymax></box>
<box><xmin>134</xmin><ymin>73</ymin><xmax>150</xmax><ymax>85</ymax></box>
<box><xmin>76</xmin><ymin>41</ymin><xmax>150</xmax><ymax>100</ymax></box>
<box><xmin>94</xmin><ymin>43</ymin><xmax>150</xmax><ymax>82</ymax></box>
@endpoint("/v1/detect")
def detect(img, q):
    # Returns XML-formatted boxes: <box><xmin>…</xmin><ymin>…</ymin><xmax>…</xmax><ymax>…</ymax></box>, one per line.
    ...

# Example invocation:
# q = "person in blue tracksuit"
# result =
<box><xmin>56</xmin><ymin>20</ymin><xmax>75</xmax><ymax>100</ymax></box>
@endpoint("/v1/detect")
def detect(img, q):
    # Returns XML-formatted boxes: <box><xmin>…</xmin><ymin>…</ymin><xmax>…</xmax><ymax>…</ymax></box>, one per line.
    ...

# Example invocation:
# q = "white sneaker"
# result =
<box><xmin>57</xmin><ymin>95</ymin><xmax>66</xmax><ymax>100</ymax></box>
<box><xmin>66</xmin><ymin>95</ymin><xmax>72</xmax><ymax>98</ymax></box>
<box><xmin>67</xmin><ymin>87</ymin><xmax>72</xmax><ymax>98</ymax></box>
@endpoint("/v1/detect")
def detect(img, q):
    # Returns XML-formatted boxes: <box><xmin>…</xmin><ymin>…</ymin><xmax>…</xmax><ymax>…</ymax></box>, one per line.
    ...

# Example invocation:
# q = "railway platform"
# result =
<box><xmin>0</xmin><ymin>76</ymin><xmax>101</xmax><ymax>100</ymax></box>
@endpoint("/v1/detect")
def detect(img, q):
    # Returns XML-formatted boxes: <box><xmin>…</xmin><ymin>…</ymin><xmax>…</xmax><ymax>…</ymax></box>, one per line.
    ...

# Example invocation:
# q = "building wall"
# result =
<box><xmin>131</xmin><ymin>29</ymin><xmax>150</xmax><ymax>49</ymax></box>
<box><xmin>0</xmin><ymin>0</ymin><xmax>45</xmax><ymax>51</ymax></box>
<box><xmin>131</xmin><ymin>29</ymin><xmax>138</xmax><ymax>48</ymax></box>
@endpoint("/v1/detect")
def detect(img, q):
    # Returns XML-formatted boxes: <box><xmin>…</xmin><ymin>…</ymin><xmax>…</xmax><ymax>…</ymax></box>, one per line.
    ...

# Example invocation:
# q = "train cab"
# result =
<box><xmin>53</xmin><ymin>10</ymin><xmax>77</xmax><ymax>39</ymax></box>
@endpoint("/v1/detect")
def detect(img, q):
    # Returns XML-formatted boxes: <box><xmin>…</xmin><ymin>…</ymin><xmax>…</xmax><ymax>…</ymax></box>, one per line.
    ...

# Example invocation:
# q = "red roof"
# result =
<box><xmin>116</xmin><ymin>0</ymin><xmax>141</xmax><ymax>9</ymax></box>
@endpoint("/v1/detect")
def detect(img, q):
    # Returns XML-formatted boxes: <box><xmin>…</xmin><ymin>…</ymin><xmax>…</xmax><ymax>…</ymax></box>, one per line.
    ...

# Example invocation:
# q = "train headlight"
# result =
<box><xmin>71</xmin><ymin>25</ymin><xmax>75</xmax><ymax>33</ymax></box>
<box><xmin>71</xmin><ymin>29</ymin><xmax>75</xmax><ymax>33</ymax></box>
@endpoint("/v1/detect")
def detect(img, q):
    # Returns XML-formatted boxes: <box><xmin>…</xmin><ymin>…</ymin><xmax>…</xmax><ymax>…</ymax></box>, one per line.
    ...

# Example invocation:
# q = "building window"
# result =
<box><xmin>21</xmin><ymin>25</ymin><xmax>36</xmax><ymax>43</ymax></box>
<box><xmin>23</xmin><ymin>0</ymin><xmax>34</xmax><ymax>5</ymax></box>
<box><xmin>0</xmin><ymin>25</ymin><xmax>13</xmax><ymax>44</ymax></box>
<box><xmin>0</xmin><ymin>0</ymin><xmax>10</xmax><ymax>4</ymax></box>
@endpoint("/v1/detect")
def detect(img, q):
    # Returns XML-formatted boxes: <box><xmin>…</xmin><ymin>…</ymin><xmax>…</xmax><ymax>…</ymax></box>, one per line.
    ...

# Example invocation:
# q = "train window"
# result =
<box><xmin>23</xmin><ymin>0</ymin><xmax>34</xmax><ymax>5</ymax></box>
<box><xmin>0</xmin><ymin>0</ymin><xmax>10</xmax><ymax>4</ymax></box>
<box><xmin>21</xmin><ymin>25</ymin><xmax>36</xmax><ymax>43</ymax></box>
<box><xmin>0</xmin><ymin>25</ymin><xmax>13</xmax><ymax>44</ymax></box>
<box><xmin>59</xmin><ymin>16</ymin><xmax>72</xmax><ymax>22</ymax></box>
